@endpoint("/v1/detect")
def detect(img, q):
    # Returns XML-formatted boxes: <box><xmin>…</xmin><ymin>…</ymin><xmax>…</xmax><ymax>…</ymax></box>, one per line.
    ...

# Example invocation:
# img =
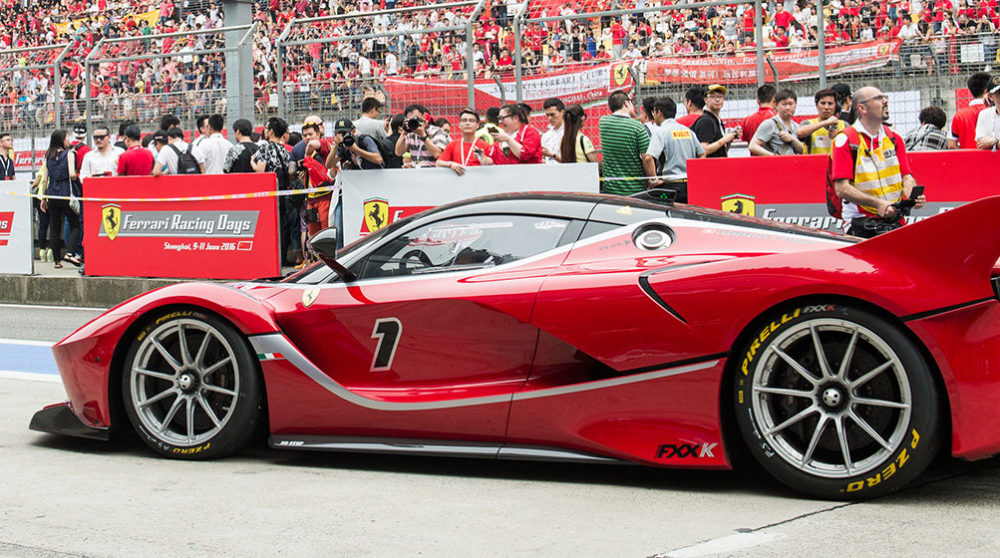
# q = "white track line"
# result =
<box><xmin>0</xmin><ymin>338</ymin><xmax>54</xmax><ymax>347</ymax></box>
<box><xmin>654</xmin><ymin>531</ymin><xmax>784</xmax><ymax>558</ymax></box>
<box><xmin>0</xmin><ymin>370</ymin><xmax>62</xmax><ymax>383</ymax></box>
<box><xmin>0</xmin><ymin>303</ymin><xmax>108</xmax><ymax>312</ymax></box>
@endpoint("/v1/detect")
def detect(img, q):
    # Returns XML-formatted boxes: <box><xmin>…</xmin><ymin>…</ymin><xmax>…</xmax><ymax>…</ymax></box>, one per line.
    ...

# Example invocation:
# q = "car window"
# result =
<box><xmin>352</xmin><ymin>215</ymin><xmax>570</xmax><ymax>279</ymax></box>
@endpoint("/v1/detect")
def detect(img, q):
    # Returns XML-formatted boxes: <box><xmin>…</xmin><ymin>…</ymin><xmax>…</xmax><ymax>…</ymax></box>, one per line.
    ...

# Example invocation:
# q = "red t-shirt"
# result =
<box><xmin>117</xmin><ymin>145</ymin><xmax>155</xmax><ymax>176</ymax></box>
<box><xmin>773</xmin><ymin>10</ymin><xmax>793</xmax><ymax>30</ymax></box>
<box><xmin>676</xmin><ymin>113</ymin><xmax>701</xmax><ymax>128</ymax></box>
<box><xmin>70</xmin><ymin>141</ymin><xmax>90</xmax><ymax>172</ymax></box>
<box><xmin>741</xmin><ymin>106</ymin><xmax>776</xmax><ymax>143</ymax></box>
<box><xmin>950</xmin><ymin>101</ymin><xmax>987</xmax><ymax>149</ymax></box>
<box><xmin>490</xmin><ymin>125</ymin><xmax>543</xmax><ymax>164</ymax></box>
<box><xmin>439</xmin><ymin>138</ymin><xmax>490</xmax><ymax>166</ymax></box>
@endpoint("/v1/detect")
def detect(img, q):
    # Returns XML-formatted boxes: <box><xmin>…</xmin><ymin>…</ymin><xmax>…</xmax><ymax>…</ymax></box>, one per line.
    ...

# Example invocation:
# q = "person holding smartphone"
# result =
<box><xmin>436</xmin><ymin>109</ymin><xmax>493</xmax><ymax>176</ymax></box>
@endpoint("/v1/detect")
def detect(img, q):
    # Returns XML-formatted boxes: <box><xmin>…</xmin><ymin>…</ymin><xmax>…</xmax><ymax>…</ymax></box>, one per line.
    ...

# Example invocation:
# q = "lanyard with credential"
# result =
<box><xmin>459</xmin><ymin>140</ymin><xmax>476</xmax><ymax>166</ymax></box>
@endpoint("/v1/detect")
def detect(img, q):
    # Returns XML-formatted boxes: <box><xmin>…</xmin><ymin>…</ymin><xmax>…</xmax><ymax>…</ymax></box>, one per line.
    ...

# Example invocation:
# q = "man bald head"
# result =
<box><xmin>853</xmin><ymin>86</ymin><xmax>890</xmax><ymax>129</ymax></box>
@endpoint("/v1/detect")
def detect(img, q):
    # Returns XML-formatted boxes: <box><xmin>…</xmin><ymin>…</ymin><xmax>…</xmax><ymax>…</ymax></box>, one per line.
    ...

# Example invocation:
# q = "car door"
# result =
<box><xmin>269</xmin><ymin>213</ymin><xmax>574</xmax><ymax>441</ymax></box>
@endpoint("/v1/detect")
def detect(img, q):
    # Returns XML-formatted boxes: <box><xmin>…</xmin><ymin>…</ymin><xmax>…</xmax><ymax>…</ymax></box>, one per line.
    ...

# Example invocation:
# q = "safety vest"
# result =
<box><xmin>843</xmin><ymin>127</ymin><xmax>904</xmax><ymax>221</ymax></box>
<box><xmin>803</xmin><ymin>118</ymin><xmax>846</xmax><ymax>154</ymax></box>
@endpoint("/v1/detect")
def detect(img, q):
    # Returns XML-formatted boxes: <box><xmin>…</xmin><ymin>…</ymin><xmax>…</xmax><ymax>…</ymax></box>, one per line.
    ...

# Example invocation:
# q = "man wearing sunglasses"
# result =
<box><xmin>829</xmin><ymin>86</ymin><xmax>926</xmax><ymax>237</ymax></box>
<box><xmin>79</xmin><ymin>126</ymin><xmax>125</xmax><ymax>179</ymax></box>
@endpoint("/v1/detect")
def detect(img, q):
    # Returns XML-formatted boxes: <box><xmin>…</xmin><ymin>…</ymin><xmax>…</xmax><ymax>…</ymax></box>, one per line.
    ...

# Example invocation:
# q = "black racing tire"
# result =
<box><xmin>733</xmin><ymin>303</ymin><xmax>940</xmax><ymax>499</ymax></box>
<box><xmin>121</xmin><ymin>309</ymin><xmax>264</xmax><ymax>459</ymax></box>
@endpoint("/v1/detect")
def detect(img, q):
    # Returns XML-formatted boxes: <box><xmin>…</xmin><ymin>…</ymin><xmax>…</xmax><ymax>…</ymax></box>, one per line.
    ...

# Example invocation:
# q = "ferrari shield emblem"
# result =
<box><xmin>101</xmin><ymin>204</ymin><xmax>122</xmax><ymax>240</ymax></box>
<box><xmin>721</xmin><ymin>194</ymin><xmax>756</xmax><ymax>216</ymax></box>
<box><xmin>302</xmin><ymin>287</ymin><xmax>320</xmax><ymax>308</ymax></box>
<box><xmin>364</xmin><ymin>197</ymin><xmax>389</xmax><ymax>233</ymax></box>
<box><xmin>612</xmin><ymin>64</ymin><xmax>629</xmax><ymax>87</ymax></box>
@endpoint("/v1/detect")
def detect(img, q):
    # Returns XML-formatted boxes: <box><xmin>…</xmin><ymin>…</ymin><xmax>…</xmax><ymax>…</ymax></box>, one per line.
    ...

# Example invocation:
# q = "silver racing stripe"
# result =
<box><xmin>250</xmin><ymin>333</ymin><xmax>719</xmax><ymax>411</ymax></box>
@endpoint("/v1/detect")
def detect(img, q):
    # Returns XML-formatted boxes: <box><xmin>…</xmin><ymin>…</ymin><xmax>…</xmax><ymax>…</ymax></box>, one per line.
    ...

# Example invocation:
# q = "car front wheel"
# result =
<box><xmin>122</xmin><ymin>309</ymin><xmax>263</xmax><ymax>459</ymax></box>
<box><xmin>734</xmin><ymin>304</ymin><xmax>940</xmax><ymax>499</ymax></box>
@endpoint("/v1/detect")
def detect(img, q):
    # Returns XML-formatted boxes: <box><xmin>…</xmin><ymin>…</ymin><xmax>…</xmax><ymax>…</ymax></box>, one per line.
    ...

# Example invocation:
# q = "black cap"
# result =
<box><xmin>73</xmin><ymin>122</ymin><xmax>86</xmax><ymax>136</ymax></box>
<box><xmin>831</xmin><ymin>83</ymin><xmax>852</xmax><ymax>99</ymax></box>
<box><xmin>152</xmin><ymin>129</ymin><xmax>168</xmax><ymax>143</ymax></box>
<box><xmin>989</xmin><ymin>75</ymin><xmax>1000</xmax><ymax>94</ymax></box>
<box><xmin>334</xmin><ymin>119</ymin><xmax>353</xmax><ymax>133</ymax></box>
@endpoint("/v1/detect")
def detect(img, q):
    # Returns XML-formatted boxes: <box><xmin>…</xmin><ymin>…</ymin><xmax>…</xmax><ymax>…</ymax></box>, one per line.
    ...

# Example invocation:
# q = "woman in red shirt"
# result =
<box><xmin>489</xmin><ymin>104</ymin><xmax>543</xmax><ymax>164</ymax></box>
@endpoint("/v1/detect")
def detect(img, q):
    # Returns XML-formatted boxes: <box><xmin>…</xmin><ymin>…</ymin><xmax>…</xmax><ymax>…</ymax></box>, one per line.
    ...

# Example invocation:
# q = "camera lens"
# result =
<box><xmin>342</xmin><ymin>134</ymin><xmax>355</xmax><ymax>147</ymax></box>
<box><xmin>407</xmin><ymin>118</ymin><xmax>422</xmax><ymax>132</ymax></box>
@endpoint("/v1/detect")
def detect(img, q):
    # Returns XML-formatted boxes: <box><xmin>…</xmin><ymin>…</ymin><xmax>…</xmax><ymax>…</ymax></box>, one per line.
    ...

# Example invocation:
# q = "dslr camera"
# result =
<box><xmin>406</xmin><ymin>117</ymin><xmax>424</xmax><ymax>132</ymax></box>
<box><xmin>340</xmin><ymin>133</ymin><xmax>355</xmax><ymax>147</ymax></box>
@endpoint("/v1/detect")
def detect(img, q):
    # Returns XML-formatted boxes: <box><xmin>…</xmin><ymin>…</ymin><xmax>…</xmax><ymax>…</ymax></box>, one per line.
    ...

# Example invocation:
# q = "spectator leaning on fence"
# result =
<box><xmin>117</xmin><ymin>125</ymin><xmax>155</xmax><ymax>177</ymax></box>
<box><xmin>797</xmin><ymin>88</ymin><xmax>847</xmax><ymax>155</ymax></box>
<box><xmin>396</xmin><ymin>104</ymin><xmax>449</xmax><ymax>167</ymax></box>
<box><xmin>80</xmin><ymin>125</ymin><xmax>124</xmax><ymax>178</ymax></box>
<box><xmin>489</xmin><ymin>104</ymin><xmax>543</xmax><ymax>165</ymax></box>
<box><xmin>559</xmin><ymin>104</ymin><xmax>600</xmax><ymax>167</ymax></box>
<box><xmin>904</xmin><ymin>106</ymin><xmax>950</xmax><ymax>151</ymax></box>
<box><xmin>750</xmin><ymin>89</ymin><xmax>804</xmax><ymax>156</ymax></box>
<box><xmin>974</xmin><ymin>75</ymin><xmax>1000</xmax><ymax>151</ymax></box>
<box><xmin>599</xmin><ymin>90</ymin><xmax>650</xmax><ymax>196</ymax></box>
<box><xmin>437</xmin><ymin>109</ymin><xmax>494</xmax><ymax>175</ymax></box>
<box><xmin>949</xmin><ymin>72</ymin><xmax>992</xmax><ymax>149</ymax></box>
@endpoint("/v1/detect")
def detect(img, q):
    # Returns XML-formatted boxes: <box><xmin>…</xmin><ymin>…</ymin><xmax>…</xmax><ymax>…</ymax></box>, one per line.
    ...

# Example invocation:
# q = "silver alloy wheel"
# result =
<box><xmin>129</xmin><ymin>318</ymin><xmax>240</xmax><ymax>446</ymax></box>
<box><xmin>750</xmin><ymin>318</ymin><xmax>912</xmax><ymax>479</ymax></box>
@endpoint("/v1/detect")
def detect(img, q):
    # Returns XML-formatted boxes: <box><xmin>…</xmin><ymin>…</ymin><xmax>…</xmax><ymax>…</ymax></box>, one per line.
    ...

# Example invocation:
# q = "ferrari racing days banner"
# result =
<box><xmin>340</xmin><ymin>163</ymin><xmax>600</xmax><ymax>245</ymax></box>
<box><xmin>645</xmin><ymin>40</ymin><xmax>901</xmax><ymax>84</ymax></box>
<box><xmin>83</xmin><ymin>174</ymin><xmax>280</xmax><ymax>279</ymax></box>
<box><xmin>687</xmin><ymin>150</ymin><xmax>999</xmax><ymax>233</ymax></box>
<box><xmin>0</xmin><ymin>178</ymin><xmax>34</xmax><ymax>274</ymax></box>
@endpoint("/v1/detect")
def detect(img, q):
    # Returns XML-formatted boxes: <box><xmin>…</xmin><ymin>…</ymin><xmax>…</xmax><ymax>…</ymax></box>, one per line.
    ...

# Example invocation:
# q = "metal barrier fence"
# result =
<box><xmin>0</xmin><ymin>10</ymin><xmax>995</xmax><ymax>144</ymax></box>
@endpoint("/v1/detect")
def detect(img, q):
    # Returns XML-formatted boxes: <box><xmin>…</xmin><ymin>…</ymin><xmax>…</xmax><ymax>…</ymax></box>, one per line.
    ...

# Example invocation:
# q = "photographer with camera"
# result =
<box><xmin>327</xmin><ymin>119</ymin><xmax>385</xmax><ymax>170</ymax></box>
<box><xmin>797</xmin><ymin>88</ymin><xmax>847</xmax><ymax>155</ymax></box>
<box><xmin>394</xmin><ymin>104</ymin><xmax>450</xmax><ymax>167</ymax></box>
<box><xmin>436</xmin><ymin>109</ymin><xmax>494</xmax><ymax>175</ymax></box>
<box><xmin>829</xmin><ymin>86</ymin><xmax>926</xmax><ymax>238</ymax></box>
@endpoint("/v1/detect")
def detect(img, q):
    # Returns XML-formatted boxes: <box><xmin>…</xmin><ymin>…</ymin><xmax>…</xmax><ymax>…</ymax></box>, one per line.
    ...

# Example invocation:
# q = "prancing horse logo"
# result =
<box><xmin>101</xmin><ymin>204</ymin><xmax>122</xmax><ymax>240</ymax></box>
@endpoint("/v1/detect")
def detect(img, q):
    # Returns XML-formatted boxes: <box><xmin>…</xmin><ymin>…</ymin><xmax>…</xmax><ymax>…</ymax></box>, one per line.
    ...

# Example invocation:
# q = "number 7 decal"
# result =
<box><xmin>370</xmin><ymin>318</ymin><xmax>402</xmax><ymax>371</ymax></box>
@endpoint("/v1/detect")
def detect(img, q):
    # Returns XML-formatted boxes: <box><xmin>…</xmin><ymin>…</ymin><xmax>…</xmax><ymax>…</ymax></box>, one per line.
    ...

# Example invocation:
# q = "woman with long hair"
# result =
<box><xmin>559</xmin><ymin>104</ymin><xmax>600</xmax><ymax>167</ymax></box>
<box><xmin>39</xmin><ymin>129</ymin><xmax>80</xmax><ymax>268</ymax></box>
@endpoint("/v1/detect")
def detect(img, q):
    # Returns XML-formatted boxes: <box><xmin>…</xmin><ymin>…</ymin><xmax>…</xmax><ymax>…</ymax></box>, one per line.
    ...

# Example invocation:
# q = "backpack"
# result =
<box><xmin>824</xmin><ymin>125</ymin><xmax>898</xmax><ymax>219</ymax></box>
<box><xmin>168</xmin><ymin>143</ymin><xmax>201</xmax><ymax>174</ymax></box>
<box><xmin>358</xmin><ymin>134</ymin><xmax>393</xmax><ymax>168</ymax></box>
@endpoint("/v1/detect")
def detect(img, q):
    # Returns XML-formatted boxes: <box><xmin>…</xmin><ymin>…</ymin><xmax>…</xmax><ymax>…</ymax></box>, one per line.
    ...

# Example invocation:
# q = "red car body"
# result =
<box><xmin>32</xmin><ymin>192</ymin><xmax>1000</xmax><ymax>495</ymax></box>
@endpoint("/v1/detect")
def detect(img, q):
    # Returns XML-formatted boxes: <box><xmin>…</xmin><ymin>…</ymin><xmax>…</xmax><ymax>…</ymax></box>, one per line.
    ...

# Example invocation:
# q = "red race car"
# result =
<box><xmin>31</xmin><ymin>192</ymin><xmax>1000</xmax><ymax>499</ymax></box>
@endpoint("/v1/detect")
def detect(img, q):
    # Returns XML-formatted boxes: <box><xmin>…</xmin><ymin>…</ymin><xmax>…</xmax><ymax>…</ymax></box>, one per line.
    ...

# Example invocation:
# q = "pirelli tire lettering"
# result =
<box><xmin>732</xmin><ymin>303</ymin><xmax>941</xmax><ymax>500</ymax></box>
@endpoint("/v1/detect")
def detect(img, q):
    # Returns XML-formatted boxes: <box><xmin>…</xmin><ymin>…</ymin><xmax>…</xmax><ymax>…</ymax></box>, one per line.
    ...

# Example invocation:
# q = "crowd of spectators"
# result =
<box><xmin>1</xmin><ymin>0</ymin><xmax>999</xmax><ymax>128</ymax></box>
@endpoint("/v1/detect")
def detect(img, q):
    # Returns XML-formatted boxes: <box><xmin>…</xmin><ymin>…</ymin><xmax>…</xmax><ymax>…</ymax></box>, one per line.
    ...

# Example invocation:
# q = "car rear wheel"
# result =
<box><xmin>734</xmin><ymin>304</ymin><xmax>940</xmax><ymax>499</ymax></box>
<box><xmin>122</xmin><ymin>309</ymin><xmax>263</xmax><ymax>459</ymax></box>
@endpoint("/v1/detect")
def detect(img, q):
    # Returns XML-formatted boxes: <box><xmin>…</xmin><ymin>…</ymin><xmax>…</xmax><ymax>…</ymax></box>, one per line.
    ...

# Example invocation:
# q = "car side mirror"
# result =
<box><xmin>307</xmin><ymin>228</ymin><xmax>356</xmax><ymax>281</ymax></box>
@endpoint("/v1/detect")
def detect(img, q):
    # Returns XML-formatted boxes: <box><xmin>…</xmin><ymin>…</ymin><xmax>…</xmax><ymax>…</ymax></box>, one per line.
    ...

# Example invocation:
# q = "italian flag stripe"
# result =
<box><xmin>257</xmin><ymin>352</ymin><xmax>285</xmax><ymax>361</ymax></box>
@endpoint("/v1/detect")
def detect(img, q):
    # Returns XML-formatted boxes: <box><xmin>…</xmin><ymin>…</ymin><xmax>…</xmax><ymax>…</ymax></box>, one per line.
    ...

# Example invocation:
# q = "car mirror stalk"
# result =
<box><xmin>307</xmin><ymin>228</ymin><xmax>356</xmax><ymax>281</ymax></box>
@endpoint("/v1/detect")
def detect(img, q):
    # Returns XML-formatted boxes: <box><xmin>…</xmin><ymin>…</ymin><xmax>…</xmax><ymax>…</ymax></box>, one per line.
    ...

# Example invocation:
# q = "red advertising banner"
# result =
<box><xmin>646</xmin><ymin>40</ymin><xmax>901</xmax><ymax>85</ymax></box>
<box><xmin>14</xmin><ymin>151</ymin><xmax>45</xmax><ymax>171</ymax></box>
<box><xmin>82</xmin><ymin>174</ymin><xmax>280</xmax><ymax>279</ymax></box>
<box><xmin>687</xmin><ymin>150</ymin><xmax>999</xmax><ymax>232</ymax></box>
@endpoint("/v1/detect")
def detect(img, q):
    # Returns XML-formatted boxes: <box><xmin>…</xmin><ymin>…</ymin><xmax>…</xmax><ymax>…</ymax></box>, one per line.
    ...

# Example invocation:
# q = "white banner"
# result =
<box><xmin>340</xmin><ymin>164</ymin><xmax>600</xmax><ymax>245</ymax></box>
<box><xmin>0</xmin><ymin>179</ymin><xmax>34</xmax><ymax>274</ymax></box>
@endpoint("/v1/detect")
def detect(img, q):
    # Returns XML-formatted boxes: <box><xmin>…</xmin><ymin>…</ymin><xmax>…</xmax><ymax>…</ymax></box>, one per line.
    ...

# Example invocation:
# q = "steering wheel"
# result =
<box><xmin>398</xmin><ymin>249</ymin><xmax>433</xmax><ymax>271</ymax></box>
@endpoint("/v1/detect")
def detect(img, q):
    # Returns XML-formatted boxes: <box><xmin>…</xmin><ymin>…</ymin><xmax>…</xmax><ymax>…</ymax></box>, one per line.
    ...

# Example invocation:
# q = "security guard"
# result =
<box><xmin>829</xmin><ymin>86</ymin><xmax>926</xmax><ymax>236</ymax></box>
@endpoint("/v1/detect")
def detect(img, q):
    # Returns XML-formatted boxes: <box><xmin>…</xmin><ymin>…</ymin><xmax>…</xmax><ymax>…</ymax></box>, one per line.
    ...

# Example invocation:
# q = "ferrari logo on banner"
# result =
<box><xmin>612</xmin><ymin>64</ymin><xmax>630</xmax><ymax>87</ymax></box>
<box><xmin>364</xmin><ymin>197</ymin><xmax>389</xmax><ymax>233</ymax></box>
<box><xmin>102</xmin><ymin>204</ymin><xmax>122</xmax><ymax>240</ymax></box>
<box><xmin>721</xmin><ymin>194</ymin><xmax>756</xmax><ymax>216</ymax></box>
<box><xmin>302</xmin><ymin>287</ymin><xmax>320</xmax><ymax>308</ymax></box>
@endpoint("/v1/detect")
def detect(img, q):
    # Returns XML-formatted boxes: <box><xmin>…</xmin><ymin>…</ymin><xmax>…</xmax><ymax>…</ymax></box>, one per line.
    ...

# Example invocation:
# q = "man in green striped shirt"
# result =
<box><xmin>599</xmin><ymin>90</ymin><xmax>651</xmax><ymax>196</ymax></box>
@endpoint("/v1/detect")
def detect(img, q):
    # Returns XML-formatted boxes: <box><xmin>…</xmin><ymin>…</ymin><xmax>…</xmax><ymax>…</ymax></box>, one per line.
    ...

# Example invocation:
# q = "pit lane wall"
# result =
<box><xmin>687</xmin><ymin>150</ymin><xmax>1000</xmax><ymax>232</ymax></box>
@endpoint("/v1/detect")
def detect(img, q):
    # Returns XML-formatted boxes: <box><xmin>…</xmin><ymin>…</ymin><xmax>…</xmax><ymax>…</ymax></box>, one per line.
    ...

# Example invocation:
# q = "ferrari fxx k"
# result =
<box><xmin>31</xmin><ymin>192</ymin><xmax>1000</xmax><ymax>499</ymax></box>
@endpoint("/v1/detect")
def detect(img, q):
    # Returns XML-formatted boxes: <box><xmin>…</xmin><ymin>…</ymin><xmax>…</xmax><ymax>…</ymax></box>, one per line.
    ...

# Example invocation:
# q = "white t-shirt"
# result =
<box><xmin>975</xmin><ymin>107</ymin><xmax>1000</xmax><ymax>149</ymax></box>
<box><xmin>194</xmin><ymin>133</ymin><xmax>233</xmax><ymax>174</ymax></box>
<box><xmin>156</xmin><ymin>140</ymin><xmax>205</xmax><ymax>174</ymax></box>
<box><xmin>80</xmin><ymin>145</ymin><xmax>125</xmax><ymax>178</ymax></box>
<box><xmin>540</xmin><ymin>124</ymin><xmax>564</xmax><ymax>164</ymax></box>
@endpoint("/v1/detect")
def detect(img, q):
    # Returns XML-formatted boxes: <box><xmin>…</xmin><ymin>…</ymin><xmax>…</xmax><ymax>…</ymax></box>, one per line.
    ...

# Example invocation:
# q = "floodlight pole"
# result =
<box><xmin>224</xmin><ymin>0</ymin><xmax>254</xmax><ymax>130</ymax></box>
